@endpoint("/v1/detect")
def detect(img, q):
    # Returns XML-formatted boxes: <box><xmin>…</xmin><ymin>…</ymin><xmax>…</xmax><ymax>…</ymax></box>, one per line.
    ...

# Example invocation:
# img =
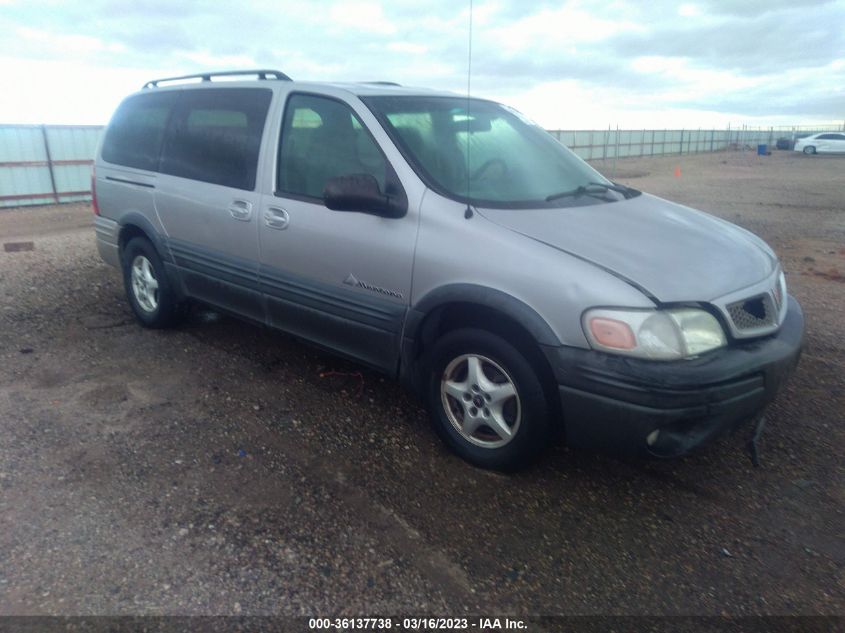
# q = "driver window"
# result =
<box><xmin>278</xmin><ymin>94</ymin><xmax>387</xmax><ymax>199</ymax></box>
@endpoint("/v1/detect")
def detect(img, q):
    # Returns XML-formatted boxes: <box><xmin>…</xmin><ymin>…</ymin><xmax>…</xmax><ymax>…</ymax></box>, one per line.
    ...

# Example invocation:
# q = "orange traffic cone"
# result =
<box><xmin>674</xmin><ymin>166</ymin><xmax>681</xmax><ymax>177</ymax></box>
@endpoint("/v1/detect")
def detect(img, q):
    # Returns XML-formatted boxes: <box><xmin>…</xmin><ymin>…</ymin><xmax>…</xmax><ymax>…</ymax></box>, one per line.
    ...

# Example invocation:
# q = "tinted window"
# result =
<box><xmin>818</xmin><ymin>133</ymin><xmax>845</xmax><ymax>140</ymax></box>
<box><xmin>160</xmin><ymin>88</ymin><xmax>272</xmax><ymax>191</ymax></box>
<box><xmin>278</xmin><ymin>94</ymin><xmax>387</xmax><ymax>199</ymax></box>
<box><xmin>102</xmin><ymin>93</ymin><xmax>177</xmax><ymax>171</ymax></box>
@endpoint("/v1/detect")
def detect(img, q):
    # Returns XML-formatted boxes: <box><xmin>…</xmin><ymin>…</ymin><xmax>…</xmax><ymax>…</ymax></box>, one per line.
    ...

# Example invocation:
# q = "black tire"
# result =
<box><xmin>121</xmin><ymin>237</ymin><xmax>184</xmax><ymax>328</ymax></box>
<box><xmin>423</xmin><ymin>328</ymin><xmax>552</xmax><ymax>470</ymax></box>
<box><xmin>803</xmin><ymin>146</ymin><xmax>816</xmax><ymax>155</ymax></box>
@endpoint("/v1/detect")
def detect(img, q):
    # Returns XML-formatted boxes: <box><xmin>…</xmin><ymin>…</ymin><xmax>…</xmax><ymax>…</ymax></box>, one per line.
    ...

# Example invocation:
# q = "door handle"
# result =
<box><xmin>264</xmin><ymin>207</ymin><xmax>290</xmax><ymax>230</ymax></box>
<box><xmin>228</xmin><ymin>200</ymin><xmax>253</xmax><ymax>221</ymax></box>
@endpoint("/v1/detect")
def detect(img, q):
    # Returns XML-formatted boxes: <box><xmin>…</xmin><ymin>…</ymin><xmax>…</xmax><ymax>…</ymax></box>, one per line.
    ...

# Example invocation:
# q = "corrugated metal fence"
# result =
<box><xmin>1</xmin><ymin>123</ymin><xmax>840</xmax><ymax>208</ymax></box>
<box><xmin>0</xmin><ymin>125</ymin><xmax>101</xmax><ymax>208</ymax></box>
<box><xmin>552</xmin><ymin>128</ymin><xmax>775</xmax><ymax>161</ymax></box>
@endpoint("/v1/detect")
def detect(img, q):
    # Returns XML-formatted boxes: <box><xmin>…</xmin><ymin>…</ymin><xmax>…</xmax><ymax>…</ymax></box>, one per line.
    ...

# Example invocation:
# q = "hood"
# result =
<box><xmin>478</xmin><ymin>193</ymin><xmax>776</xmax><ymax>302</ymax></box>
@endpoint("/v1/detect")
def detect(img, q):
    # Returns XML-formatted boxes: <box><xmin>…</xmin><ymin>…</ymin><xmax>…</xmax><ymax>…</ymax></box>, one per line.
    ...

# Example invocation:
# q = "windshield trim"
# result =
<box><xmin>361</xmin><ymin>95</ymin><xmax>617</xmax><ymax>210</ymax></box>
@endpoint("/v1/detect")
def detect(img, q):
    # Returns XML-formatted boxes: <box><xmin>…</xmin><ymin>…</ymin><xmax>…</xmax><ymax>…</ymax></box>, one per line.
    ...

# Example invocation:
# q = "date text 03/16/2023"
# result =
<box><xmin>308</xmin><ymin>617</ymin><xmax>528</xmax><ymax>630</ymax></box>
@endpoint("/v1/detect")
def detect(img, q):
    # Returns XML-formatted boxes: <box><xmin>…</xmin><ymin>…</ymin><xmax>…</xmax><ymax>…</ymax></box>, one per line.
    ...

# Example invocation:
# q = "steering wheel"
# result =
<box><xmin>470</xmin><ymin>158</ymin><xmax>508</xmax><ymax>181</ymax></box>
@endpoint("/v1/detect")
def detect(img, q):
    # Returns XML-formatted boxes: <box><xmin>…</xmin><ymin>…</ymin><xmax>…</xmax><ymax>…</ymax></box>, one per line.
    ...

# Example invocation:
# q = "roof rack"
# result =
<box><xmin>143</xmin><ymin>69</ymin><xmax>292</xmax><ymax>89</ymax></box>
<box><xmin>359</xmin><ymin>81</ymin><xmax>401</xmax><ymax>87</ymax></box>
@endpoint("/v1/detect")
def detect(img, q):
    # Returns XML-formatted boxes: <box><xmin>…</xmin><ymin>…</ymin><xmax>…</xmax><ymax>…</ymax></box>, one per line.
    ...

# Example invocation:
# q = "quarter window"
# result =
<box><xmin>278</xmin><ymin>94</ymin><xmax>387</xmax><ymax>199</ymax></box>
<box><xmin>160</xmin><ymin>88</ymin><xmax>272</xmax><ymax>191</ymax></box>
<box><xmin>101</xmin><ymin>93</ymin><xmax>177</xmax><ymax>171</ymax></box>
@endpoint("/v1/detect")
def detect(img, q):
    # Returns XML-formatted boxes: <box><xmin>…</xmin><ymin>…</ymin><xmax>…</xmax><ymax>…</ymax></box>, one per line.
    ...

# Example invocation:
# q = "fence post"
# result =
<box><xmin>710</xmin><ymin>129</ymin><xmax>714</xmax><ymax>152</ymax></box>
<box><xmin>40</xmin><ymin>125</ymin><xmax>59</xmax><ymax>204</ymax></box>
<box><xmin>603</xmin><ymin>125</ymin><xmax>609</xmax><ymax>161</ymax></box>
<box><xmin>611</xmin><ymin>125</ymin><xmax>619</xmax><ymax>179</ymax></box>
<box><xmin>679</xmin><ymin>129</ymin><xmax>684</xmax><ymax>155</ymax></box>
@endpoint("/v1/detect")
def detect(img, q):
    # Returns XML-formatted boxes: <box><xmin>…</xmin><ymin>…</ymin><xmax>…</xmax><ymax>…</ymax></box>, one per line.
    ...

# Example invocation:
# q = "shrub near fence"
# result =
<box><xmin>1</xmin><ymin>123</ymin><xmax>842</xmax><ymax>208</ymax></box>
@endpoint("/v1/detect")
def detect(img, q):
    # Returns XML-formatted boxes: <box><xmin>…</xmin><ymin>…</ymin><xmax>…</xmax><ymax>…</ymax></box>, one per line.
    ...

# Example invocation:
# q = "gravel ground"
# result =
<box><xmin>0</xmin><ymin>149</ymin><xmax>842</xmax><ymax>617</ymax></box>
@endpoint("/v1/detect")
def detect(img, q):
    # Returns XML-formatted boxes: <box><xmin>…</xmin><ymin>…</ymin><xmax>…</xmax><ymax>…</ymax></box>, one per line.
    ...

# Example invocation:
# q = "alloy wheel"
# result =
<box><xmin>440</xmin><ymin>353</ymin><xmax>522</xmax><ymax>448</ymax></box>
<box><xmin>130</xmin><ymin>254</ymin><xmax>159</xmax><ymax>313</ymax></box>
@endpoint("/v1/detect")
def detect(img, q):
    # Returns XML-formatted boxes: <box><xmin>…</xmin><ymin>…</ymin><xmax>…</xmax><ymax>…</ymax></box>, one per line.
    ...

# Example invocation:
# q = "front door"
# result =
<box><xmin>258</xmin><ymin>92</ymin><xmax>418</xmax><ymax>371</ymax></box>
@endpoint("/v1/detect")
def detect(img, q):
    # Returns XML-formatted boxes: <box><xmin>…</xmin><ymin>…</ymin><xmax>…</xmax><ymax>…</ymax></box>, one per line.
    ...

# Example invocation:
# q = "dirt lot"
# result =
<box><xmin>0</xmin><ymin>150</ymin><xmax>842</xmax><ymax>618</ymax></box>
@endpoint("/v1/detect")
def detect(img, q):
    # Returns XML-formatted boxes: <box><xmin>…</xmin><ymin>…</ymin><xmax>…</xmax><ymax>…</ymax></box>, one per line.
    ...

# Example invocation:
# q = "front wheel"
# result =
<box><xmin>424</xmin><ymin>328</ymin><xmax>553</xmax><ymax>470</ymax></box>
<box><xmin>803</xmin><ymin>146</ymin><xmax>816</xmax><ymax>154</ymax></box>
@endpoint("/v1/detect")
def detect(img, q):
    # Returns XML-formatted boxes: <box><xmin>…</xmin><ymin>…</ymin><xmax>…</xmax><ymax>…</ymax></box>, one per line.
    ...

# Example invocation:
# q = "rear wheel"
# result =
<box><xmin>121</xmin><ymin>237</ymin><xmax>184</xmax><ymax>328</ymax></box>
<box><xmin>803</xmin><ymin>146</ymin><xmax>816</xmax><ymax>154</ymax></box>
<box><xmin>424</xmin><ymin>328</ymin><xmax>552</xmax><ymax>470</ymax></box>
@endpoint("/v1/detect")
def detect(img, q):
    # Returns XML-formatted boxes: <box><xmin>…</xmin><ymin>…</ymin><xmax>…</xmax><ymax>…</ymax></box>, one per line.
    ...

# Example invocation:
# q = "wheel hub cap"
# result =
<box><xmin>440</xmin><ymin>353</ymin><xmax>521</xmax><ymax>449</ymax></box>
<box><xmin>130</xmin><ymin>255</ymin><xmax>159</xmax><ymax>313</ymax></box>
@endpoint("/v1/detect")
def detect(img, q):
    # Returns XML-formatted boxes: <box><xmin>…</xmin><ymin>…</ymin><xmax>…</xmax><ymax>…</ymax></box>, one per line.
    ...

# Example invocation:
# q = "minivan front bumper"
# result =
<box><xmin>545</xmin><ymin>295</ymin><xmax>804</xmax><ymax>458</ymax></box>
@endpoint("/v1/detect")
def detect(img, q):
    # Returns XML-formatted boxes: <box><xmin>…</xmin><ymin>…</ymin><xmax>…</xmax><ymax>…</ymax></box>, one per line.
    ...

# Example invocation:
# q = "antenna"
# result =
<box><xmin>464</xmin><ymin>0</ymin><xmax>474</xmax><ymax>219</ymax></box>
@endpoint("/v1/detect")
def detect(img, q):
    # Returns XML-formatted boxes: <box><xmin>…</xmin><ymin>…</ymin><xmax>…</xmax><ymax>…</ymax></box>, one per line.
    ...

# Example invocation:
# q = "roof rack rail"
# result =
<box><xmin>143</xmin><ymin>69</ymin><xmax>292</xmax><ymax>89</ymax></box>
<box><xmin>359</xmin><ymin>81</ymin><xmax>401</xmax><ymax>87</ymax></box>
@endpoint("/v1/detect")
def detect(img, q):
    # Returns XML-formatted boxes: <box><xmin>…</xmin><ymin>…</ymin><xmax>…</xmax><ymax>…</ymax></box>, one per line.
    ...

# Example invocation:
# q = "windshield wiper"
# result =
<box><xmin>545</xmin><ymin>181</ymin><xmax>636</xmax><ymax>202</ymax></box>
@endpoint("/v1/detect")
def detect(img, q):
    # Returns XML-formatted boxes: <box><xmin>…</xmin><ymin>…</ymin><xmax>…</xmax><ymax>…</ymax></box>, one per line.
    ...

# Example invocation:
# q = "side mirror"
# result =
<box><xmin>323</xmin><ymin>174</ymin><xmax>406</xmax><ymax>218</ymax></box>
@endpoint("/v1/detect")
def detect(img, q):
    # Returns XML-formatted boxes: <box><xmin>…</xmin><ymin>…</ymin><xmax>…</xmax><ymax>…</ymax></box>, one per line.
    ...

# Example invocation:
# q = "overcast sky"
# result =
<box><xmin>0</xmin><ymin>0</ymin><xmax>842</xmax><ymax>129</ymax></box>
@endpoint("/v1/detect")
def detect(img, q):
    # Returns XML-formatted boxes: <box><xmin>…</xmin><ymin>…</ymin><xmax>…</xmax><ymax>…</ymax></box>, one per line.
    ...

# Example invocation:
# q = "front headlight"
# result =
<box><xmin>583</xmin><ymin>307</ymin><xmax>727</xmax><ymax>360</ymax></box>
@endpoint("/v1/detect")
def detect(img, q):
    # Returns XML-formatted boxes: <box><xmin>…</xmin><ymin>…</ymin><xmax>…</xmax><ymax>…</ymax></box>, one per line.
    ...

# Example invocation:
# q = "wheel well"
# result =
<box><xmin>411</xmin><ymin>302</ymin><xmax>563</xmax><ymax>429</ymax></box>
<box><xmin>118</xmin><ymin>224</ymin><xmax>151</xmax><ymax>257</ymax></box>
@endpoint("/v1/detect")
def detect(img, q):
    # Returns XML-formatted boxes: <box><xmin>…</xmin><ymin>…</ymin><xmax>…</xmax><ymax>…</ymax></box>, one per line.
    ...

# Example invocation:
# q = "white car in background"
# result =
<box><xmin>793</xmin><ymin>132</ymin><xmax>845</xmax><ymax>154</ymax></box>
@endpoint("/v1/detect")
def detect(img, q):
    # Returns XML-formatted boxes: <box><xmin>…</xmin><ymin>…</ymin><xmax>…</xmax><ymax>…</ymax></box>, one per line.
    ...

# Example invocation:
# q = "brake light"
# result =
<box><xmin>91</xmin><ymin>166</ymin><xmax>100</xmax><ymax>216</ymax></box>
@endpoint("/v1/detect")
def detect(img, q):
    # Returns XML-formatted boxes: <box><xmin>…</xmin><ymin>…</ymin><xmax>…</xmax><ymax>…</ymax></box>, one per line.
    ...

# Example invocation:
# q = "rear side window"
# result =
<box><xmin>278</xmin><ymin>94</ymin><xmax>387</xmax><ymax>199</ymax></box>
<box><xmin>101</xmin><ymin>93</ymin><xmax>177</xmax><ymax>171</ymax></box>
<box><xmin>160</xmin><ymin>88</ymin><xmax>272</xmax><ymax>191</ymax></box>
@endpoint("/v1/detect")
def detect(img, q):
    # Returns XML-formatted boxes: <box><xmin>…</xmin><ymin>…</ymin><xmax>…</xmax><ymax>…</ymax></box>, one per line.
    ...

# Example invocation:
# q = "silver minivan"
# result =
<box><xmin>93</xmin><ymin>70</ymin><xmax>803</xmax><ymax>469</ymax></box>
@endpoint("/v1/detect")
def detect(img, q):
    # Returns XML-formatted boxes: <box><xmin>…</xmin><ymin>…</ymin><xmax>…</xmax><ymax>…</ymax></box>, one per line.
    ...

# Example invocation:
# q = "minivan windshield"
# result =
<box><xmin>363</xmin><ymin>96</ymin><xmax>621</xmax><ymax>208</ymax></box>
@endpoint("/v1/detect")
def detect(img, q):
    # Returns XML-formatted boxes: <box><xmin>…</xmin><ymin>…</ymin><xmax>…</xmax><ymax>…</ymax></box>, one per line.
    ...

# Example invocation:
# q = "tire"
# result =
<box><xmin>803</xmin><ymin>146</ymin><xmax>816</xmax><ymax>155</ymax></box>
<box><xmin>424</xmin><ymin>328</ymin><xmax>552</xmax><ymax>470</ymax></box>
<box><xmin>121</xmin><ymin>237</ymin><xmax>184</xmax><ymax>328</ymax></box>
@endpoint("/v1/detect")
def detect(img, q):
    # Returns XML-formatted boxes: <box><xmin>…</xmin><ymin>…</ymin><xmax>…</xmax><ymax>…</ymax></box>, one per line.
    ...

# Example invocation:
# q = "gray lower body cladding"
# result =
<box><xmin>94</xmin><ymin>216</ymin><xmax>121</xmax><ymax>267</ymax></box>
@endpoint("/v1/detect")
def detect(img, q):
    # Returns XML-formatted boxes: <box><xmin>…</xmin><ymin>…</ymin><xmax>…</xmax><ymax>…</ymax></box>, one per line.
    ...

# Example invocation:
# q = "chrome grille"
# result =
<box><xmin>726</xmin><ymin>294</ymin><xmax>777</xmax><ymax>332</ymax></box>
